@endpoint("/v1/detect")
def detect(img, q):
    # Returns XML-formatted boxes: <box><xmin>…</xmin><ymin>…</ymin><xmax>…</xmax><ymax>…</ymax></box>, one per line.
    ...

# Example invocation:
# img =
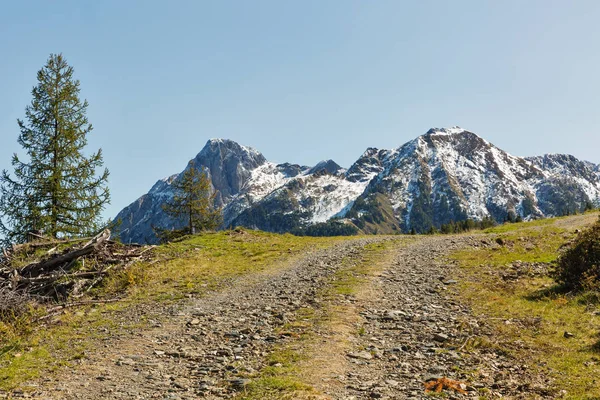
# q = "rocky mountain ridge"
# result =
<box><xmin>114</xmin><ymin>128</ymin><xmax>600</xmax><ymax>243</ymax></box>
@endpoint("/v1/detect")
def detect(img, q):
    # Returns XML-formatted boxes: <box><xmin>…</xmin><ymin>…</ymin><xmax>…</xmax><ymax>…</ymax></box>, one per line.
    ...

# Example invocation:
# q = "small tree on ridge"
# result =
<box><xmin>161</xmin><ymin>162</ymin><xmax>222</xmax><ymax>239</ymax></box>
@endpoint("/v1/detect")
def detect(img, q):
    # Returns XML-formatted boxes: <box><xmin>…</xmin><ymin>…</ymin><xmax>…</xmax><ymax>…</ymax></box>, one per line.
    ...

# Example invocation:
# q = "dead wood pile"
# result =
<box><xmin>0</xmin><ymin>229</ymin><xmax>154</xmax><ymax>304</ymax></box>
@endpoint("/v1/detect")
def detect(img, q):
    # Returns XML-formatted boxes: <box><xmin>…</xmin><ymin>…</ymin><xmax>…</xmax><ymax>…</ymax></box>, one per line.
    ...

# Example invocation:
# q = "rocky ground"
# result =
<box><xmin>315</xmin><ymin>236</ymin><xmax>554</xmax><ymax>399</ymax></box>
<box><xmin>7</xmin><ymin>234</ymin><xmax>556</xmax><ymax>399</ymax></box>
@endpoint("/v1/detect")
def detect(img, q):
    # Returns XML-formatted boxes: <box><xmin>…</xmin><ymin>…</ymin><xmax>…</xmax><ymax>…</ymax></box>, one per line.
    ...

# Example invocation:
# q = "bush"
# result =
<box><xmin>554</xmin><ymin>219</ymin><xmax>600</xmax><ymax>290</ymax></box>
<box><xmin>153</xmin><ymin>226</ymin><xmax>189</xmax><ymax>244</ymax></box>
<box><xmin>0</xmin><ymin>288</ymin><xmax>30</xmax><ymax>322</ymax></box>
<box><xmin>292</xmin><ymin>221</ymin><xmax>358</xmax><ymax>237</ymax></box>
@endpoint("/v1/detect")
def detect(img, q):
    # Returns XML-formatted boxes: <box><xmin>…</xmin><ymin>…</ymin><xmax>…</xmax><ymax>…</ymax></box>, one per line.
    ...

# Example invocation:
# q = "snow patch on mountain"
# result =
<box><xmin>301</xmin><ymin>174</ymin><xmax>371</xmax><ymax>223</ymax></box>
<box><xmin>368</xmin><ymin>128</ymin><xmax>542</xmax><ymax>226</ymax></box>
<box><xmin>114</xmin><ymin>129</ymin><xmax>600</xmax><ymax>243</ymax></box>
<box><xmin>244</xmin><ymin>162</ymin><xmax>294</xmax><ymax>202</ymax></box>
<box><xmin>527</xmin><ymin>154</ymin><xmax>600</xmax><ymax>203</ymax></box>
<box><xmin>148</xmin><ymin>174</ymin><xmax>177</xmax><ymax>197</ymax></box>
<box><xmin>207</xmin><ymin>138</ymin><xmax>263</xmax><ymax>160</ymax></box>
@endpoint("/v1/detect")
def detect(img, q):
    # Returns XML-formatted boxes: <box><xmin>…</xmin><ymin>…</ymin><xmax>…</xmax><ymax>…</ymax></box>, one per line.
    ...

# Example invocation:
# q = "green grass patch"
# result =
<box><xmin>482</xmin><ymin>218</ymin><xmax>556</xmax><ymax>234</ymax></box>
<box><xmin>454</xmin><ymin>226</ymin><xmax>568</xmax><ymax>268</ymax></box>
<box><xmin>239</xmin><ymin>317</ymin><xmax>318</xmax><ymax>399</ymax></box>
<box><xmin>451</xmin><ymin>219</ymin><xmax>600</xmax><ymax>397</ymax></box>
<box><xmin>241</xmin><ymin>347</ymin><xmax>314</xmax><ymax>400</ymax></box>
<box><xmin>327</xmin><ymin>241</ymin><xmax>397</xmax><ymax>297</ymax></box>
<box><xmin>0</xmin><ymin>304</ymin><xmax>128</xmax><ymax>390</ymax></box>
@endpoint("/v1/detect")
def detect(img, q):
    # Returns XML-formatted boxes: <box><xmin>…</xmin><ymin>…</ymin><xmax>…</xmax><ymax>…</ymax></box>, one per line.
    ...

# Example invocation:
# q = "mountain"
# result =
<box><xmin>347</xmin><ymin>128</ymin><xmax>600</xmax><ymax>233</ymax></box>
<box><xmin>114</xmin><ymin>139</ymin><xmax>304</xmax><ymax>243</ymax></box>
<box><xmin>113</xmin><ymin>128</ymin><xmax>600</xmax><ymax>243</ymax></box>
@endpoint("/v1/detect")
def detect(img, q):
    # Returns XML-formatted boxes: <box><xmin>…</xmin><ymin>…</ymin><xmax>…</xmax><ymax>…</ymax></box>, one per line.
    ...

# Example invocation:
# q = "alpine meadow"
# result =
<box><xmin>2</xmin><ymin>3</ymin><xmax>600</xmax><ymax>399</ymax></box>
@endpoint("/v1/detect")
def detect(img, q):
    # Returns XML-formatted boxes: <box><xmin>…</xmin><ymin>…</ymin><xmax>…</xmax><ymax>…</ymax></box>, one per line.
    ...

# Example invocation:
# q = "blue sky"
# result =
<box><xmin>1</xmin><ymin>1</ymin><xmax>600</xmax><ymax>219</ymax></box>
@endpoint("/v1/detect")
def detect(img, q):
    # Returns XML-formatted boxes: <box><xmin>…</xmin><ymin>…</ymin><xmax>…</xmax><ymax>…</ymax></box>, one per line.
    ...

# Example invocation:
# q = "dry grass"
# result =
<box><xmin>100</xmin><ymin>230</ymin><xmax>344</xmax><ymax>301</ymax></box>
<box><xmin>451</xmin><ymin>214</ymin><xmax>600</xmax><ymax>398</ymax></box>
<box><xmin>0</xmin><ymin>230</ymin><xmax>345</xmax><ymax>391</ymax></box>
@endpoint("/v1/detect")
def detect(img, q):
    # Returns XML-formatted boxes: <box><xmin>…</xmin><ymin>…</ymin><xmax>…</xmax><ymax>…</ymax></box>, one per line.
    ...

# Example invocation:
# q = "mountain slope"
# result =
<box><xmin>114</xmin><ymin>128</ymin><xmax>600</xmax><ymax>242</ymax></box>
<box><xmin>115</xmin><ymin>139</ymin><xmax>280</xmax><ymax>243</ymax></box>
<box><xmin>349</xmin><ymin>127</ymin><xmax>600</xmax><ymax>232</ymax></box>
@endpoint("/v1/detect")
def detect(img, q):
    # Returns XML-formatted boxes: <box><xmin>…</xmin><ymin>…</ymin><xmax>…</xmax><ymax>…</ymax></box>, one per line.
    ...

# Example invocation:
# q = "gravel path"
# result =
<box><xmin>316</xmin><ymin>235</ymin><xmax>552</xmax><ymax>399</ymax></box>
<box><xmin>34</xmin><ymin>237</ymin><xmax>387</xmax><ymax>399</ymax></box>
<box><xmin>23</xmin><ymin>234</ymin><xmax>552</xmax><ymax>399</ymax></box>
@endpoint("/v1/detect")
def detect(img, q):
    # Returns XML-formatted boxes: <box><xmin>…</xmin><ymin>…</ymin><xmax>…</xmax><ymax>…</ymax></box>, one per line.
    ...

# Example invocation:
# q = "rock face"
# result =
<box><xmin>114</xmin><ymin>139</ymin><xmax>307</xmax><ymax>243</ymax></box>
<box><xmin>348</xmin><ymin>128</ymin><xmax>600</xmax><ymax>232</ymax></box>
<box><xmin>114</xmin><ymin>129</ymin><xmax>600</xmax><ymax>243</ymax></box>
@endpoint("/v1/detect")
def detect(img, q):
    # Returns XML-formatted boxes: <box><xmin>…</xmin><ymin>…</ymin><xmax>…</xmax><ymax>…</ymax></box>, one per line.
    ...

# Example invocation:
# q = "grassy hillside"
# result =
<box><xmin>0</xmin><ymin>230</ymin><xmax>346</xmax><ymax>390</ymax></box>
<box><xmin>452</xmin><ymin>212</ymin><xmax>600</xmax><ymax>398</ymax></box>
<box><xmin>348</xmin><ymin>193</ymin><xmax>402</xmax><ymax>234</ymax></box>
<box><xmin>3</xmin><ymin>212</ymin><xmax>600</xmax><ymax>397</ymax></box>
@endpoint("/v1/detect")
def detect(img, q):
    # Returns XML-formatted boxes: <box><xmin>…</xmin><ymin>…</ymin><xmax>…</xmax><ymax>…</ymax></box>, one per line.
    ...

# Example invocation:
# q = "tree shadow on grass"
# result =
<box><xmin>587</xmin><ymin>332</ymin><xmax>600</xmax><ymax>354</ymax></box>
<box><xmin>525</xmin><ymin>283</ymin><xmax>600</xmax><ymax>309</ymax></box>
<box><xmin>524</xmin><ymin>283</ymin><xmax>571</xmax><ymax>301</ymax></box>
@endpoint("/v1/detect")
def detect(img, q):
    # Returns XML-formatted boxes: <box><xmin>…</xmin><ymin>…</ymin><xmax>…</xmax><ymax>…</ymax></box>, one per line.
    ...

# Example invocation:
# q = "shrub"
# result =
<box><xmin>291</xmin><ymin>220</ymin><xmax>358</xmax><ymax>237</ymax></box>
<box><xmin>554</xmin><ymin>219</ymin><xmax>600</xmax><ymax>290</ymax></box>
<box><xmin>0</xmin><ymin>288</ymin><xmax>30</xmax><ymax>322</ymax></box>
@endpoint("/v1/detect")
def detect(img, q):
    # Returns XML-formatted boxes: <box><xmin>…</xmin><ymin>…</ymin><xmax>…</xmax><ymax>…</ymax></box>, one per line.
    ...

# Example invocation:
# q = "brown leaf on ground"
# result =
<box><xmin>424</xmin><ymin>377</ymin><xmax>467</xmax><ymax>394</ymax></box>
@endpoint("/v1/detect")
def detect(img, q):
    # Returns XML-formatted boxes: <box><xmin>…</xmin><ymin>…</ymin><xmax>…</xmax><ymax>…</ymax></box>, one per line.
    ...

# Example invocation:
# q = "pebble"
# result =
<box><xmin>347</xmin><ymin>351</ymin><xmax>373</xmax><ymax>361</ymax></box>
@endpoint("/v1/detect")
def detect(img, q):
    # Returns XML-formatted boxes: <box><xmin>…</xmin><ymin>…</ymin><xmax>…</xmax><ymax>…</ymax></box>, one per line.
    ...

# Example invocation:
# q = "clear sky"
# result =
<box><xmin>1</xmin><ymin>1</ymin><xmax>600</xmax><ymax>219</ymax></box>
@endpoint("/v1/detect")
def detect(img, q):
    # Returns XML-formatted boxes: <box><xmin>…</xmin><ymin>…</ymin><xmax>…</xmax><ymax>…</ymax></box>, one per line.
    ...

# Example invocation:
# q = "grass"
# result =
<box><xmin>0</xmin><ymin>303</ymin><xmax>125</xmax><ymax>390</ymax></box>
<box><xmin>481</xmin><ymin>217</ymin><xmax>556</xmax><ymax>234</ymax></box>
<box><xmin>456</xmin><ymin>225</ymin><xmax>569</xmax><ymax>266</ymax></box>
<box><xmin>451</xmin><ymin>216</ymin><xmax>600</xmax><ymax>398</ymax></box>
<box><xmin>240</xmin><ymin>347</ymin><xmax>316</xmax><ymax>400</ymax></box>
<box><xmin>482</xmin><ymin>210</ymin><xmax>599</xmax><ymax>234</ymax></box>
<box><xmin>100</xmin><ymin>230</ymin><xmax>344</xmax><ymax>302</ymax></box>
<box><xmin>0</xmin><ymin>230</ymin><xmax>346</xmax><ymax>391</ymax></box>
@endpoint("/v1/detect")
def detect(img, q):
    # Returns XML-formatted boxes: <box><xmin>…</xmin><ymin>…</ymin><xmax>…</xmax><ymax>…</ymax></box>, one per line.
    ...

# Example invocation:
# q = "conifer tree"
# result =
<box><xmin>0</xmin><ymin>54</ymin><xmax>110</xmax><ymax>243</ymax></box>
<box><xmin>161</xmin><ymin>162</ymin><xmax>222</xmax><ymax>238</ymax></box>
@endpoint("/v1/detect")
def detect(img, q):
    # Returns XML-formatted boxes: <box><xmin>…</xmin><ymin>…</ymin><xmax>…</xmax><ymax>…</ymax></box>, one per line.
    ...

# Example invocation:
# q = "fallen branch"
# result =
<box><xmin>26</xmin><ymin>231</ymin><xmax>49</xmax><ymax>241</ymax></box>
<box><xmin>9</xmin><ymin>236</ymin><xmax>92</xmax><ymax>255</ymax></box>
<box><xmin>19</xmin><ymin>230</ymin><xmax>110</xmax><ymax>278</ymax></box>
<box><xmin>16</xmin><ymin>269</ymin><xmax>109</xmax><ymax>284</ymax></box>
<box><xmin>46</xmin><ymin>246</ymin><xmax>59</xmax><ymax>255</ymax></box>
<box><xmin>0</xmin><ymin>230</ymin><xmax>155</xmax><ymax>314</ymax></box>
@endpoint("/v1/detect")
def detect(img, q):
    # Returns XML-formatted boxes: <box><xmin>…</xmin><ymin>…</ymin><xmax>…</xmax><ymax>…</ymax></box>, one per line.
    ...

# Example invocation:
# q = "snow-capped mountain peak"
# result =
<box><xmin>114</xmin><ymin>128</ymin><xmax>600</xmax><ymax>243</ymax></box>
<box><xmin>424</xmin><ymin>126</ymin><xmax>467</xmax><ymax>136</ymax></box>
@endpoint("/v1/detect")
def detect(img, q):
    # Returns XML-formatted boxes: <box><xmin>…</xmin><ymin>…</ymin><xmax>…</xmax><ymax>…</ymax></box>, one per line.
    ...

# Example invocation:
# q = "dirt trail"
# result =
<box><xmin>20</xmin><ymin>223</ymin><xmax>590</xmax><ymax>399</ymax></box>
<box><xmin>32</xmin><ymin>237</ymin><xmax>388</xmax><ymax>399</ymax></box>
<box><xmin>308</xmin><ymin>236</ymin><xmax>552</xmax><ymax>399</ymax></box>
<box><xmin>552</xmin><ymin>212</ymin><xmax>598</xmax><ymax>230</ymax></box>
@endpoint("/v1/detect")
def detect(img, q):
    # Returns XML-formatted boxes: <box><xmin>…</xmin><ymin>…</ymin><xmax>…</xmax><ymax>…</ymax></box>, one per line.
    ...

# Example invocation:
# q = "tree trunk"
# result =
<box><xmin>189</xmin><ymin>203</ymin><xmax>193</xmax><ymax>234</ymax></box>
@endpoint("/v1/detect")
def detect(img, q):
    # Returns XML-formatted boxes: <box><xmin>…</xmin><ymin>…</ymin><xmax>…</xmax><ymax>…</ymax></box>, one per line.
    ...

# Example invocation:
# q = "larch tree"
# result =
<box><xmin>0</xmin><ymin>53</ymin><xmax>110</xmax><ymax>243</ymax></box>
<box><xmin>160</xmin><ymin>162</ymin><xmax>222</xmax><ymax>239</ymax></box>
